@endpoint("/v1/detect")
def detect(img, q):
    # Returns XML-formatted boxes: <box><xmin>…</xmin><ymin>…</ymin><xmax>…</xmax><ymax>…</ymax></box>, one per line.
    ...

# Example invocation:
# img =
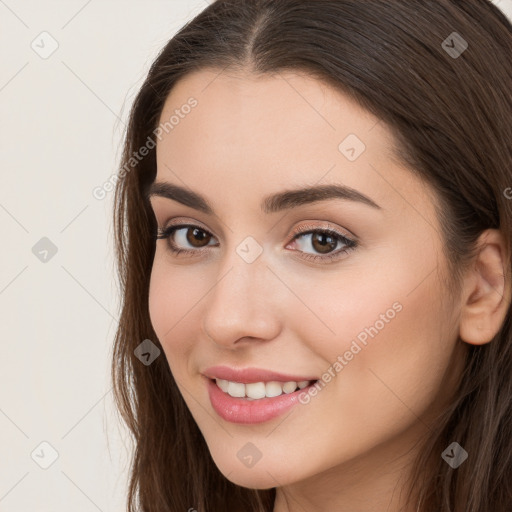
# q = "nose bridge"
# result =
<box><xmin>214</xmin><ymin>233</ymin><xmax>270</xmax><ymax>302</ymax></box>
<box><xmin>202</xmin><ymin>240</ymin><xmax>281</xmax><ymax>346</ymax></box>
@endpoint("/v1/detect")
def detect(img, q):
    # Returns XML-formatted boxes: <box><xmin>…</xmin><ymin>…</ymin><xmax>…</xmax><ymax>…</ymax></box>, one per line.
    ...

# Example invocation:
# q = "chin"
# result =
<box><xmin>220</xmin><ymin>467</ymin><xmax>283</xmax><ymax>490</ymax></box>
<box><xmin>207</xmin><ymin>446</ymin><xmax>292</xmax><ymax>489</ymax></box>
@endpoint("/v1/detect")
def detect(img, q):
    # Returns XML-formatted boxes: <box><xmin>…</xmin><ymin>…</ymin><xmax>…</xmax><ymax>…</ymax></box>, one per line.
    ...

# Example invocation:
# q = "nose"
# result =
<box><xmin>202</xmin><ymin>253</ymin><xmax>282</xmax><ymax>348</ymax></box>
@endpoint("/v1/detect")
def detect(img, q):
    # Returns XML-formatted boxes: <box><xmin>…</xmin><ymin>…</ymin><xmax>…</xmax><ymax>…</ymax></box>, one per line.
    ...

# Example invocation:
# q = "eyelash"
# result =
<box><xmin>154</xmin><ymin>223</ymin><xmax>358</xmax><ymax>263</ymax></box>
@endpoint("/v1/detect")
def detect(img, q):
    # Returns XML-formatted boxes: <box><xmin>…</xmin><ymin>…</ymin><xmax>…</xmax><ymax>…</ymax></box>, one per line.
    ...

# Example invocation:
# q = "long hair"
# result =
<box><xmin>111</xmin><ymin>1</ymin><xmax>512</xmax><ymax>510</ymax></box>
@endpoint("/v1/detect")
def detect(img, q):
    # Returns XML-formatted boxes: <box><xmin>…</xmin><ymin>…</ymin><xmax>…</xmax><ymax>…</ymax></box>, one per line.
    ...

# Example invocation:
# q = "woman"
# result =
<box><xmin>111</xmin><ymin>1</ymin><xmax>512</xmax><ymax>510</ymax></box>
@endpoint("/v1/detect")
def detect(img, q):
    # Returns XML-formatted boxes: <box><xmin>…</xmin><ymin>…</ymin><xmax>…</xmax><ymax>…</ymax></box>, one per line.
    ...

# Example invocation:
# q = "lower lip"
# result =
<box><xmin>206</xmin><ymin>377</ymin><xmax>317</xmax><ymax>424</ymax></box>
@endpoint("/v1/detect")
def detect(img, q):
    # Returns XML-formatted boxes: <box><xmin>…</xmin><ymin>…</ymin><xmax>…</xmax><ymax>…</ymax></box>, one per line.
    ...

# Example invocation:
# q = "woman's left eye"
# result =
<box><xmin>287</xmin><ymin>228</ymin><xmax>357</xmax><ymax>262</ymax></box>
<box><xmin>155</xmin><ymin>224</ymin><xmax>357</xmax><ymax>262</ymax></box>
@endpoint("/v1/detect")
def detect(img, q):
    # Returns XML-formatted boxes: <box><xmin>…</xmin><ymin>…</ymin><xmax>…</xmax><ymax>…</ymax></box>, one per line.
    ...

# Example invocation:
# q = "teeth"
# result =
<box><xmin>227</xmin><ymin>381</ymin><xmax>245</xmax><ymax>398</ymax></box>
<box><xmin>282</xmin><ymin>381</ymin><xmax>297</xmax><ymax>394</ymax></box>
<box><xmin>216</xmin><ymin>379</ymin><xmax>229</xmax><ymax>392</ymax></box>
<box><xmin>265</xmin><ymin>381</ymin><xmax>284</xmax><ymax>397</ymax></box>
<box><xmin>246</xmin><ymin>382</ymin><xmax>266</xmax><ymax>399</ymax></box>
<box><xmin>215</xmin><ymin>378</ymin><xmax>313</xmax><ymax>399</ymax></box>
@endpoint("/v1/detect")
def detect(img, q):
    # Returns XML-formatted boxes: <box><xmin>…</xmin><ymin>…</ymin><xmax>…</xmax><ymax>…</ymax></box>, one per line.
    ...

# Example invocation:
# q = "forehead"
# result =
<box><xmin>157</xmin><ymin>68</ymin><xmax>387</xmax><ymax>156</ymax></box>
<box><xmin>154</xmin><ymin>68</ymin><xmax>434</xmax><ymax>222</ymax></box>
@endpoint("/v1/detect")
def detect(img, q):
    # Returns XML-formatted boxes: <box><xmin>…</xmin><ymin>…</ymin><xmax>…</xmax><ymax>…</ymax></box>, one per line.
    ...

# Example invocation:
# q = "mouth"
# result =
<box><xmin>211</xmin><ymin>377</ymin><xmax>316</xmax><ymax>400</ymax></box>
<box><xmin>205</xmin><ymin>377</ymin><xmax>319</xmax><ymax>424</ymax></box>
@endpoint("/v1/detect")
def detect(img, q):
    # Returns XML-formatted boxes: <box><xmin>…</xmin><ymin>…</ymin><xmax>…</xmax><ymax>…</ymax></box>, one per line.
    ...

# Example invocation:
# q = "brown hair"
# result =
<box><xmin>111</xmin><ymin>1</ymin><xmax>512</xmax><ymax>510</ymax></box>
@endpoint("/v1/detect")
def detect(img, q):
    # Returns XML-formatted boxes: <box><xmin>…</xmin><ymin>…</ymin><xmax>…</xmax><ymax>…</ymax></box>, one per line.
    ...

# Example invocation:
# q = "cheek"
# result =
<box><xmin>288</xmin><ymin>254</ymin><xmax>453</xmax><ymax>425</ymax></box>
<box><xmin>305</xmin><ymin>266</ymin><xmax>453</xmax><ymax>430</ymax></box>
<box><xmin>148</xmin><ymin>258</ymin><xmax>209</xmax><ymax>367</ymax></box>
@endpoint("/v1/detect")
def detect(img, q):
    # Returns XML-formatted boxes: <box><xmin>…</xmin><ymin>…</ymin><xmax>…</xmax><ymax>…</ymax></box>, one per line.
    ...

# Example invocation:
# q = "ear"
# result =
<box><xmin>459</xmin><ymin>229</ymin><xmax>511</xmax><ymax>346</ymax></box>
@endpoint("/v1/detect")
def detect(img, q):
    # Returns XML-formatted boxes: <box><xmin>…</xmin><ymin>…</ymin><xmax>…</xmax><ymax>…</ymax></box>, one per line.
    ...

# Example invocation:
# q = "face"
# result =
<box><xmin>147</xmin><ymin>68</ymin><xmax>467</xmax><ymax>490</ymax></box>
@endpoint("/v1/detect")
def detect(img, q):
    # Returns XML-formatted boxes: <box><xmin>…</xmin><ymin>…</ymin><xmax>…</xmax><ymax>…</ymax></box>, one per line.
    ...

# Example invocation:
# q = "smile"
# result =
<box><xmin>215</xmin><ymin>378</ymin><xmax>313</xmax><ymax>399</ymax></box>
<box><xmin>206</xmin><ymin>377</ymin><xmax>319</xmax><ymax>424</ymax></box>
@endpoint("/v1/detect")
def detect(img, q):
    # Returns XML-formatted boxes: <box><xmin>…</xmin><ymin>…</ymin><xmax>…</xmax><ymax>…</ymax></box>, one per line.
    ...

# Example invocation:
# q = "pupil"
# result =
<box><xmin>187</xmin><ymin>227</ymin><xmax>211</xmax><ymax>247</ymax></box>
<box><xmin>312</xmin><ymin>232</ymin><xmax>336</xmax><ymax>254</ymax></box>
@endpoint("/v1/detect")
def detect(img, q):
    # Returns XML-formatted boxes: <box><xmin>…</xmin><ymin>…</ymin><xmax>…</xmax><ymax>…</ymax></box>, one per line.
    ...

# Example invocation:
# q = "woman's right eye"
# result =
<box><xmin>156</xmin><ymin>224</ymin><xmax>219</xmax><ymax>255</ymax></box>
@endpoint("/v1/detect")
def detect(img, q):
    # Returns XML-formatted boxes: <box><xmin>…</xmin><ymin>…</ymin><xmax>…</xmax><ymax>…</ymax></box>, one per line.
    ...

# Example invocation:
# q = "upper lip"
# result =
<box><xmin>202</xmin><ymin>365</ymin><xmax>318</xmax><ymax>384</ymax></box>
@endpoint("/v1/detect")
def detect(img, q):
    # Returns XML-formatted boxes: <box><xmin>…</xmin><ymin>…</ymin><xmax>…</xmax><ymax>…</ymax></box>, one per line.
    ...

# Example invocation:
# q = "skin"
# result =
<box><xmin>147</xmin><ymin>68</ymin><xmax>510</xmax><ymax>512</ymax></box>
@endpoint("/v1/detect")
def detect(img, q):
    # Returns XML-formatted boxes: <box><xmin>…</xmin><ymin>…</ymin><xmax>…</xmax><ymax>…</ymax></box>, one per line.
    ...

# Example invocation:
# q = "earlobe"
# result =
<box><xmin>459</xmin><ymin>229</ymin><xmax>511</xmax><ymax>346</ymax></box>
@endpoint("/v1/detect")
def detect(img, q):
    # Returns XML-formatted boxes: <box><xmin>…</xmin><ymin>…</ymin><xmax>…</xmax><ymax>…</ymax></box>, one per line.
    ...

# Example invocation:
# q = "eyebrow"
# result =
<box><xmin>145</xmin><ymin>181</ymin><xmax>382</xmax><ymax>214</ymax></box>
